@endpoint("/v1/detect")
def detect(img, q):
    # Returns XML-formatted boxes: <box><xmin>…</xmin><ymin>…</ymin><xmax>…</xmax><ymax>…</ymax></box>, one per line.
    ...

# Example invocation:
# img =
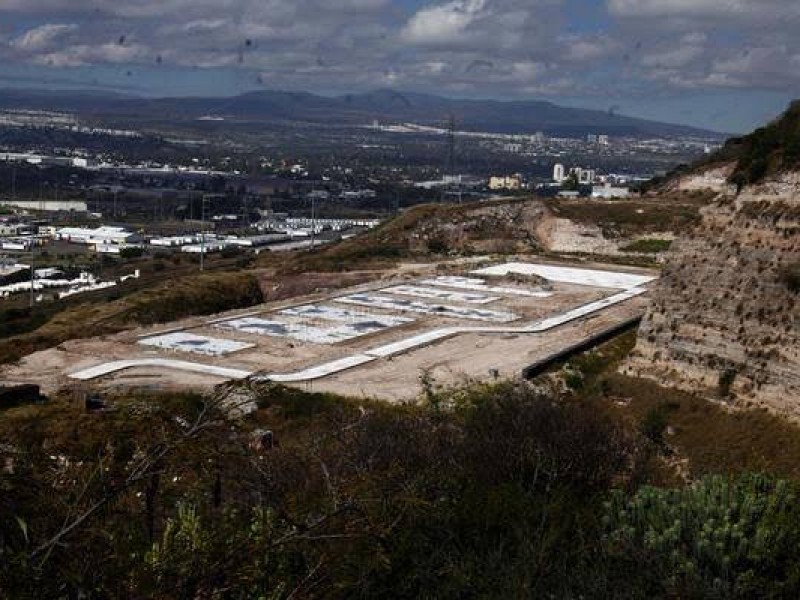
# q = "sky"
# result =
<box><xmin>0</xmin><ymin>0</ymin><xmax>798</xmax><ymax>133</ymax></box>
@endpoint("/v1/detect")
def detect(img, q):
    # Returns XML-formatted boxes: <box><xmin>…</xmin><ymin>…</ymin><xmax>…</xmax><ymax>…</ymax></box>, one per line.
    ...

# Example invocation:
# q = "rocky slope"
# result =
<box><xmin>624</xmin><ymin>169</ymin><xmax>800</xmax><ymax>413</ymax></box>
<box><xmin>315</xmin><ymin>196</ymin><xmax>695</xmax><ymax>263</ymax></box>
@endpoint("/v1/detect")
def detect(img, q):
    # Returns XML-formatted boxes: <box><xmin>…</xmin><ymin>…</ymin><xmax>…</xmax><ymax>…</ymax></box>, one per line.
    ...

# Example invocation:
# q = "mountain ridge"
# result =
<box><xmin>0</xmin><ymin>87</ymin><xmax>724</xmax><ymax>138</ymax></box>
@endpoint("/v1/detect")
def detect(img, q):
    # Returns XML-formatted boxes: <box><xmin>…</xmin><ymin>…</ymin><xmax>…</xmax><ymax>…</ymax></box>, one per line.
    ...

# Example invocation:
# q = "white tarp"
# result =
<box><xmin>382</xmin><ymin>284</ymin><xmax>499</xmax><ymax>304</ymax></box>
<box><xmin>215</xmin><ymin>309</ymin><xmax>413</xmax><ymax>345</ymax></box>
<box><xmin>279</xmin><ymin>304</ymin><xmax>413</xmax><ymax>325</ymax></box>
<box><xmin>138</xmin><ymin>332</ymin><xmax>255</xmax><ymax>356</ymax></box>
<box><xmin>335</xmin><ymin>293</ymin><xmax>519</xmax><ymax>322</ymax></box>
<box><xmin>421</xmin><ymin>276</ymin><xmax>553</xmax><ymax>298</ymax></box>
<box><xmin>472</xmin><ymin>263</ymin><xmax>656</xmax><ymax>290</ymax></box>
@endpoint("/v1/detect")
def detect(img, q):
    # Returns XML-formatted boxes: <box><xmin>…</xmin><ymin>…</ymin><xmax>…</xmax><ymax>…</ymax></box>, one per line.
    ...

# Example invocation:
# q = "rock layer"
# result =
<box><xmin>625</xmin><ymin>173</ymin><xmax>800</xmax><ymax>413</ymax></box>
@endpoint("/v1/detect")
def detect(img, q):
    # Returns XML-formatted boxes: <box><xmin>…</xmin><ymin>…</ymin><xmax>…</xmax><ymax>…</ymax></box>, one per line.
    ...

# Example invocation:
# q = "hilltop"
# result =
<box><xmin>655</xmin><ymin>100</ymin><xmax>800</xmax><ymax>192</ymax></box>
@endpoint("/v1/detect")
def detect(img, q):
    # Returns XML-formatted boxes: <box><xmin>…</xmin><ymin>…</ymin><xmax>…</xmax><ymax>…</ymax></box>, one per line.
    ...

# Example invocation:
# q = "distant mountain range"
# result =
<box><xmin>0</xmin><ymin>88</ymin><xmax>725</xmax><ymax>139</ymax></box>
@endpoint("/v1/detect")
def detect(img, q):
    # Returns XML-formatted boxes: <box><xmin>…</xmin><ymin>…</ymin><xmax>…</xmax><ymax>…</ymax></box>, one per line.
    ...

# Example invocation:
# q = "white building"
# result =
<box><xmin>576</xmin><ymin>168</ymin><xmax>597</xmax><ymax>184</ymax></box>
<box><xmin>55</xmin><ymin>226</ymin><xmax>139</xmax><ymax>246</ymax></box>
<box><xmin>149</xmin><ymin>235</ymin><xmax>199</xmax><ymax>247</ymax></box>
<box><xmin>592</xmin><ymin>184</ymin><xmax>630</xmax><ymax>199</ymax></box>
<box><xmin>72</xmin><ymin>157</ymin><xmax>99</xmax><ymax>168</ymax></box>
<box><xmin>181</xmin><ymin>242</ymin><xmax>229</xmax><ymax>254</ymax></box>
<box><xmin>0</xmin><ymin>222</ymin><xmax>28</xmax><ymax>236</ymax></box>
<box><xmin>553</xmin><ymin>163</ymin><xmax>565</xmax><ymax>183</ymax></box>
<box><xmin>1</xmin><ymin>240</ymin><xmax>31</xmax><ymax>251</ymax></box>
<box><xmin>488</xmin><ymin>175</ymin><xmax>522</xmax><ymax>191</ymax></box>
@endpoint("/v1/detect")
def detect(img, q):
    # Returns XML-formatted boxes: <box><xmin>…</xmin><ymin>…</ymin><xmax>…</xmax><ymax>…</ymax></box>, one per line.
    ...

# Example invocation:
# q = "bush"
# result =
<box><xmin>220</xmin><ymin>245</ymin><xmax>243</xmax><ymax>259</ymax></box>
<box><xmin>640</xmin><ymin>403</ymin><xmax>671</xmax><ymax>447</ymax></box>
<box><xmin>719</xmin><ymin>368</ymin><xmax>737</xmax><ymax>397</ymax></box>
<box><xmin>604</xmin><ymin>475</ymin><xmax>800</xmax><ymax>597</ymax></box>
<box><xmin>426</xmin><ymin>237</ymin><xmax>449</xmax><ymax>254</ymax></box>
<box><xmin>119</xmin><ymin>246</ymin><xmax>145</xmax><ymax>259</ymax></box>
<box><xmin>780</xmin><ymin>262</ymin><xmax>800</xmax><ymax>293</ymax></box>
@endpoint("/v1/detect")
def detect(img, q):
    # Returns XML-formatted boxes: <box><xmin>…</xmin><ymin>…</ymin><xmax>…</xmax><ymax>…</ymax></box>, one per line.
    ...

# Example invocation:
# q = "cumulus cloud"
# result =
<box><xmin>401</xmin><ymin>0</ymin><xmax>488</xmax><ymax>45</ymax></box>
<box><xmin>0</xmin><ymin>0</ymin><xmax>796</xmax><ymax>99</ymax></box>
<box><xmin>12</xmin><ymin>23</ymin><xmax>78</xmax><ymax>51</ymax></box>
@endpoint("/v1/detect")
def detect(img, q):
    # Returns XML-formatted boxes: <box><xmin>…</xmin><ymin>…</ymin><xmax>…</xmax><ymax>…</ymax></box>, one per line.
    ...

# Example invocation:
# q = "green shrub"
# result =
<box><xmin>120</xmin><ymin>246</ymin><xmax>145</xmax><ymax>259</ymax></box>
<box><xmin>604</xmin><ymin>474</ymin><xmax>800</xmax><ymax>597</ymax></box>
<box><xmin>640</xmin><ymin>403</ymin><xmax>671</xmax><ymax>447</ymax></box>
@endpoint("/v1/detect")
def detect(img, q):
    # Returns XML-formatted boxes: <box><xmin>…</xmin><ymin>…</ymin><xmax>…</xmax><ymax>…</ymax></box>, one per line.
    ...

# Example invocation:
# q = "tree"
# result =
<box><xmin>562</xmin><ymin>171</ymin><xmax>580</xmax><ymax>191</ymax></box>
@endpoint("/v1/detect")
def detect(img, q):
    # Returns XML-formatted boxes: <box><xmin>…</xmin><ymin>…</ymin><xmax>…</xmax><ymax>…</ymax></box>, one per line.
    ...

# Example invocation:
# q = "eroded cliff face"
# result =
<box><xmin>624</xmin><ymin>172</ymin><xmax>800</xmax><ymax>413</ymax></box>
<box><xmin>672</xmin><ymin>162</ymin><xmax>737</xmax><ymax>194</ymax></box>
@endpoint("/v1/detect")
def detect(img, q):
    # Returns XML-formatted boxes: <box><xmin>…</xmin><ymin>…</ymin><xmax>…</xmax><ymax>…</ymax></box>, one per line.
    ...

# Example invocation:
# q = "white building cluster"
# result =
<box><xmin>488</xmin><ymin>175</ymin><xmax>522</xmax><ymax>191</ymax></box>
<box><xmin>55</xmin><ymin>226</ymin><xmax>140</xmax><ymax>247</ymax></box>
<box><xmin>591</xmin><ymin>184</ymin><xmax>631</xmax><ymax>199</ymax></box>
<box><xmin>552</xmin><ymin>163</ymin><xmax>597</xmax><ymax>184</ymax></box>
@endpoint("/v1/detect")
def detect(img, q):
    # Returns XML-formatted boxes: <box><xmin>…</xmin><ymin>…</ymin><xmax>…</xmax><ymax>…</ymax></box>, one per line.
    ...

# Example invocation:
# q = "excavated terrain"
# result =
<box><xmin>625</xmin><ymin>172</ymin><xmax>800</xmax><ymax>414</ymax></box>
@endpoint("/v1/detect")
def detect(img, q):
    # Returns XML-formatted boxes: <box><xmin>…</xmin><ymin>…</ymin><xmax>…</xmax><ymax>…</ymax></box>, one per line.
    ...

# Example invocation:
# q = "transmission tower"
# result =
<box><xmin>443</xmin><ymin>114</ymin><xmax>460</xmax><ymax>202</ymax></box>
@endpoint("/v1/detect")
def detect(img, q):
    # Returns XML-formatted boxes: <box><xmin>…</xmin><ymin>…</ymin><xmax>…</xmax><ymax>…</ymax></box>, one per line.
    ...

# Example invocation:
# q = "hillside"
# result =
<box><xmin>0</xmin><ymin>88</ymin><xmax>723</xmax><ymax>138</ymax></box>
<box><xmin>625</xmin><ymin>102</ymin><xmax>800</xmax><ymax>412</ymax></box>
<box><xmin>657</xmin><ymin>100</ymin><xmax>800</xmax><ymax>192</ymax></box>
<box><xmin>278</xmin><ymin>199</ymin><xmax>546</xmax><ymax>273</ymax></box>
<box><xmin>277</xmin><ymin>194</ymin><xmax>708</xmax><ymax>274</ymax></box>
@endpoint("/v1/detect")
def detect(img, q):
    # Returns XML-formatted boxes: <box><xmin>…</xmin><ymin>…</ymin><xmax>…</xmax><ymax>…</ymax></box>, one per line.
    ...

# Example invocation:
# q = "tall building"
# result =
<box><xmin>598</xmin><ymin>134</ymin><xmax>610</xmax><ymax>145</ymax></box>
<box><xmin>553</xmin><ymin>163</ymin><xmax>565</xmax><ymax>183</ymax></box>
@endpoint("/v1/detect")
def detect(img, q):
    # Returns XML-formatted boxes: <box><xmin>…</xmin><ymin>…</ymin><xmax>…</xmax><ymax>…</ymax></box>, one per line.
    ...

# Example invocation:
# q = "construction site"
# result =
<box><xmin>2</xmin><ymin>258</ymin><xmax>657</xmax><ymax>401</ymax></box>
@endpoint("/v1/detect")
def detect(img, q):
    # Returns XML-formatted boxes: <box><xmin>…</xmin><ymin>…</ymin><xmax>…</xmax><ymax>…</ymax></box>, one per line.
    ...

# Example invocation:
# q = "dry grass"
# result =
<box><xmin>603</xmin><ymin>374</ymin><xmax>800</xmax><ymax>480</ymax></box>
<box><xmin>0</xmin><ymin>271</ymin><xmax>263</xmax><ymax>365</ymax></box>
<box><xmin>549</xmin><ymin>329</ymin><xmax>800</xmax><ymax>481</ymax></box>
<box><xmin>274</xmin><ymin>198</ymin><xmax>543</xmax><ymax>274</ymax></box>
<box><xmin>545</xmin><ymin>194</ymin><xmax>710</xmax><ymax>238</ymax></box>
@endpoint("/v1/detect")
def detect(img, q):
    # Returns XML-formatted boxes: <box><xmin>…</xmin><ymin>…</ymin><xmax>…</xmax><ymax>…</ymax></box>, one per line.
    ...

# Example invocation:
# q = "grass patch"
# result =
<box><xmin>545</xmin><ymin>197</ymin><xmax>705</xmax><ymax>238</ymax></box>
<box><xmin>557</xmin><ymin>329</ymin><xmax>639</xmax><ymax>393</ymax></box>
<box><xmin>537</xmin><ymin>328</ymin><xmax>800</xmax><ymax>481</ymax></box>
<box><xmin>602</xmin><ymin>374</ymin><xmax>800</xmax><ymax>480</ymax></box>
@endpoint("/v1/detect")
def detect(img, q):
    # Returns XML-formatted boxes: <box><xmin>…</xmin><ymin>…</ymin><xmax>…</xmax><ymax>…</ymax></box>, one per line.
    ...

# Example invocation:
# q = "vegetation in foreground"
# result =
<box><xmin>3</xmin><ymin>368</ymin><xmax>800</xmax><ymax>598</ymax></box>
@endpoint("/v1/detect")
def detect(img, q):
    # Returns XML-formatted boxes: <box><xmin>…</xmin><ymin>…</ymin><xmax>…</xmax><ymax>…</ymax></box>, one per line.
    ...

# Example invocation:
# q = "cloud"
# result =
<box><xmin>607</xmin><ymin>0</ymin><xmax>800</xmax><ymax>21</ymax></box>
<box><xmin>12</xmin><ymin>23</ymin><xmax>78</xmax><ymax>51</ymax></box>
<box><xmin>0</xmin><ymin>0</ymin><xmax>796</xmax><ymax>101</ymax></box>
<box><xmin>401</xmin><ymin>0</ymin><xmax>488</xmax><ymax>45</ymax></box>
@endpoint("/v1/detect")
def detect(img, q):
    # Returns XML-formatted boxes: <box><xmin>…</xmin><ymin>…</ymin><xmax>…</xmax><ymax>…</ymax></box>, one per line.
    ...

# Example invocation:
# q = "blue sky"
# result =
<box><xmin>0</xmin><ymin>0</ymin><xmax>798</xmax><ymax>133</ymax></box>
